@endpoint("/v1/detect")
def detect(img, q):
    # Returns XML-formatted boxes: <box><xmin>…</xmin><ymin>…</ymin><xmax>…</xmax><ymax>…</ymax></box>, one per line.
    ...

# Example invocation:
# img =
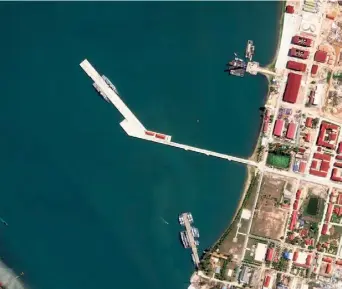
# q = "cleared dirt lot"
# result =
<box><xmin>251</xmin><ymin>173</ymin><xmax>296</xmax><ymax>240</ymax></box>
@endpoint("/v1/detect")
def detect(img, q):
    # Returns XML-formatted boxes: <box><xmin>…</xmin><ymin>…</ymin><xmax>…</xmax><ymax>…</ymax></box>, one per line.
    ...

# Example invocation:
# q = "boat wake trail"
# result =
<box><xmin>161</xmin><ymin>217</ymin><xmax>169</xmax><ymax>225</ymax></box>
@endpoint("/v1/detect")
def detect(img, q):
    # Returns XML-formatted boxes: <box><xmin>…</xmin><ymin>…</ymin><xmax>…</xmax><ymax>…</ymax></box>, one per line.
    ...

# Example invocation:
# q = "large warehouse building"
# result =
<box><xmin>283</xmin><ymin>73</ymin><xmax>302</xmax><ymax>103</ymax></box>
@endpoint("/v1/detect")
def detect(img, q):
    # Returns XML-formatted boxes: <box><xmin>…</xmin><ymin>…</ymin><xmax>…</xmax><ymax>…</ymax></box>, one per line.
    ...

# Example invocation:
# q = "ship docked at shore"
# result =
<box><xmin>224</xmin><ymin>53</ymin><xmax>247</xmax><ymax>77</ymax></box>
<box><xmin>92</xmin><ymin>75</ymin><xmax>119</xmax><ymax>103</ymax></box>
<box><xmin>245</xmin><ymin>40</ymin><xmax>255</xmax><ymax>61</ymax></box>
<box><xmin>225</xmin><ymin>40</ymin><xmax>255</xmax><ymax>77</ymax></box>
<box><xmin>178</xmin><ymin>212</ymin><xmax>200</xmax><ymax>265</ymax></box>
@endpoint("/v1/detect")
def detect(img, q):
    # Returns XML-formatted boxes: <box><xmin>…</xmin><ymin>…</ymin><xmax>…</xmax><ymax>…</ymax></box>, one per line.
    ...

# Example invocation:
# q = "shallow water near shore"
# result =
<box><xmin>0</xmin><ymin>2</ymin><xmax>279</xmax><ymax>289</ymax></box>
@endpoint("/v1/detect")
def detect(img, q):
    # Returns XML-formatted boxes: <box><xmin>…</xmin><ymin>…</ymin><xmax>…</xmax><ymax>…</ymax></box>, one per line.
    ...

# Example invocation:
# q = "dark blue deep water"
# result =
<box><xmin>0</xmin><ymin>2</ymin><xmax>279</xmax><ymax>289</ymax></box>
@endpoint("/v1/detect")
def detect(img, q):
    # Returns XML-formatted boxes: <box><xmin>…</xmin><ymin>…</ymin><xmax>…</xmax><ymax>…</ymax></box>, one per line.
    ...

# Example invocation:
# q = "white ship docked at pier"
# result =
<box><xmin>92</xmin><ymin>75</ymin><xmax>119</xmax><ymax>103</ymax></box>
<box><xmin>178</xmin><ymin>211</ymin><xmax>200</xmax><ymax>266</ymax></box>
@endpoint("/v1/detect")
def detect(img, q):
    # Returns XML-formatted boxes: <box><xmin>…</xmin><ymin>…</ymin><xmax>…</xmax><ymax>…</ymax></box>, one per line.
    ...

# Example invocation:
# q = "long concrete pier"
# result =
<box><xmin>80</xmin><ymin>59</ymin><xmax>257</xmax><ymax>168</ymax></box>
<box><xmin>80</xmin><ymin>59</ymin><xmax>145</xmax><ymax>136</ymax></box>
<box><xmin>182</xmin><ymin>213</ymin><xmax>200</xmax><ymax>267</ymax></box>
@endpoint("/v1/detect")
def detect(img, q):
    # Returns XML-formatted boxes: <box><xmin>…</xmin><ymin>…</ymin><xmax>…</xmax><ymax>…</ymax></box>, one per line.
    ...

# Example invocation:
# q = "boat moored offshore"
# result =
<box><xmin>179</xmin><ymin>215</ymin><xmax>185</xmax><ymax>226</ymax></box>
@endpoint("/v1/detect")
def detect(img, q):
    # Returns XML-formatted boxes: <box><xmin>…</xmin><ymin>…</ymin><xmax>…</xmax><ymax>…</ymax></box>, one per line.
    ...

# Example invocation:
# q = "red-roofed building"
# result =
<box><xmin>296</xmin><ymin>190</ymin><xmax>302</xmax><ymax>199</ymax></box>
<box><xmin>286</xmin><ymin>123</ymin><xmax>297</xmax><ymax>139</ymax></box>
<box><xmin>292</xmin><ymin>36</ymin><xmax>313</xmax><ymax>47</ymax></box>
<box><xmin>336</xmin><ymin>259</ymin><xmax>342</xmax><ymax>266</ymax></box>
<box><xmin>293</xmin><ymin>251</ymin><xmax>298</xmax><ymax>261</ymax></box>
<box><xmin>334</xmin><ymin>162</ymin><xmax>342</xmax><ymax>168</ymax></box>
<box><xmin>311</xmin><ymin>160</ymin><xmax>318</xmax><ymax>169</ymax></box>
<box><xmin>306</xmin><ymin>255</ymin><xmax>312</xmax><ymax>266</ymax></box>
<box><xmin>322</xmin><ymin>224</ymin><xmax>329</xmax><ymax>235</ymax></box>
<box><xmin>338</xmin><ymin>194</ymin><xmax>342</xmax><ymax>205</ymax></box>
<box><xmin>305</xmin><ymin>133</ymin><xmax>311</xmax><ymax>142</ymax></box>
<box><xmin>326</xmin><ymin>263</ymin><xmax>332</xmax><ymax>274</ymax></box>
<box><xmin>263</xmin><ymin>275</ymin><xmax>271</xmax><ymax>288</ymax></box>
<box><xmin>283</xmin><ymin>73</ymin><xmax>302</xmax><ymax>103</ymax></box>
<box><xmin>273</xmin><ymin>119</ymin><xmax>284</xmax><ymax>137</ymax></box>
<box><xmin>299</xmin><ymin>161</ymin><xmax>306</xmax><ymax>173</ymax></box>
<box><xmin>289</xmin><ymin>211</ymin><xmax>298</xmax><ymax>230</ymax></box>
<box><xmin>311</xmin><ymin>64</ymin><xmax>318</xmax><ymax>76</ymax></box>
<box><xmin>287</xmin><ymin>60</ymin><xmax>307</xmax><ymax>72</ymax></box>
<box><xmin>266</xmin><ymin>248</ymin><xmax>273</xmax><ymax>262</ymax></box>
<box><xmin>306</xmin><ymin>117</ymin><xmax>313</xmax><ymax>128</ymax></box>
<box><xmin>338</xmin><ymin>142</ymin><xmax>342</xmax><ymax>154</ymax></box>
<box><xmin>331</xmin><ymin>168</ymin><xmax>342</xmax><ymax>182</ymax></box>
<box><xmin>326</xmin><ymin>203</ymin><xmax>333</xmax><ymax>221</ymax></box>
<box><xmin>289</xmin><ymin>48</ymin><xmax>309</xmax><ymax>59</ymax></box>
<box><xmin>321</xmin><ymin>161</ymin><xmax>330</xmax><ymax>172</ymax></box>
<box><xmin>310</xmin><ymin>169</ymin><xmax>327</xmax><ymax>178</ymax></box>
<box><xmin>314</xmin><ymin>51</ymin><xmax>328</xmax><ymax>63</ymax></box>
<box><xmin>337</xmin><ymin>155</ymin><xmax>342</xmax><ymax>160</ymax></box>
<box><xmin>317</xmin><ymin>122</ymin><xmax>340</xmax><ymax>150</ymax></box>
<box><xmin>263</xmin><ymin>122</ymin><xmax>269</xmax><ymax>133</ymax></box>
<box><xmin>286</xmin><ymin>5</ymin><xmax>295</xmax><ymax>13</ymax></box>
<box><xmin>323</xmin><ymin>257</ymin><xmax>333</xmax><ymax>263</ymax></box>
<box><xmin>293</xmin><ymin>200</ymin><xmax>299</xmax><ymax>210</ymax></box>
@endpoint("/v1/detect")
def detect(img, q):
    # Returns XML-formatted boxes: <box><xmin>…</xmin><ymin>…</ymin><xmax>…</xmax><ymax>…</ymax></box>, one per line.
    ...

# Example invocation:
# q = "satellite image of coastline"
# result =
<box><xmin>5</xmin><ymin>1</ymin><xmax>342</xmax><ymax>289</ymax></box>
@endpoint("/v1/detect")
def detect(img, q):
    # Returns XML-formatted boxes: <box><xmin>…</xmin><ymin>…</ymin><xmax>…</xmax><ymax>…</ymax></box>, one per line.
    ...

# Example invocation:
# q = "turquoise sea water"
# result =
<box><xmin>0</xmin><ymin>2</ymin><xmax>279</xmax><ymax>289</ymax></box>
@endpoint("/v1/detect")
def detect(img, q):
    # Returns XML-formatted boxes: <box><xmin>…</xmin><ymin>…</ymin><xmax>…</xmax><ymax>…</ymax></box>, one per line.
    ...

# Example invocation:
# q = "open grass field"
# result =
<box><xmin>266</xmin><ymin>153</ymin><xmax>291</xmax><ymax>169</ymax></box>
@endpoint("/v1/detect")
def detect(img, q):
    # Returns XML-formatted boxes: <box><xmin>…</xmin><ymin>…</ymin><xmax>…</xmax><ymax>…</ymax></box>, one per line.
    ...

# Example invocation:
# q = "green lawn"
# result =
<box><xmin>266</xmin><ymin>153</ymin><xmax>291</xmax><ymax>169</ymax></box>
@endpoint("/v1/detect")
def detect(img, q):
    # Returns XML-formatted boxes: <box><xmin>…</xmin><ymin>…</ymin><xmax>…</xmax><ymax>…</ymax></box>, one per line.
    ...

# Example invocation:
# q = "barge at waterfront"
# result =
<box><xmin>224</xmin><ymin>53</ymin><xmax>247</xmax><ymax>77</ymax></box>
<box><xmin>245</xmin><ymin>40</ymin><xmax>255</xmax><ymax>61</ymax></box>
<box><xmin>178</xmin><ymin>212</ymin><xmax>200</xmax><ymax>266</ymax></box>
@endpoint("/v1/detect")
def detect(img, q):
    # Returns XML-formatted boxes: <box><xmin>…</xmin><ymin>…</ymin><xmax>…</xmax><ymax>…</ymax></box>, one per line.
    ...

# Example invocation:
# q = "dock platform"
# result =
<box><xmin>80</xmin><ymin>59</ymin><xmax>259</xmax><ymax>168</ymax></box>
<box><xmin>246</xmin><ymin>61</ymin><xmax>277</xmax><ymax>76</ymax></box>
<box><xmin>182</xmin><ymin>213</ymin><xmax>200</xmax><ymax>267</ymax></box>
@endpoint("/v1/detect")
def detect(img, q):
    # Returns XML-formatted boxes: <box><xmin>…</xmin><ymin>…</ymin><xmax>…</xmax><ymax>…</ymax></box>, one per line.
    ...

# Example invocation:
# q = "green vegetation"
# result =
<box><xmin>333</xmin><ymin>73</ymin><xmax>342</xmax><ymax>80</ymax></box>
<box><xmin>310</xmin><ymin>222</ymin><xmax>319</xmax><ymax>234</ymax></box>
<box><xmin>216</xmin><ymin>258</ymin><xmax>229</xmax><ymax>280</ymax></box>
<box><xmin>198</xmin><ymin>252</ymin><xmax>213</xmax><ymax>275</ymax></box>
<box><xmin>267</xmin><ymin>153</ymin><xmax>291</xmax><ymax>169</ymax></box>
<box><xmin>312</xmin><ymin>118</ymin><xmax>319</xmax><ymax>129</ymax></box>
<box><xmin>327</xmin><ymin>71</ymin><xmax>332</xmax><ymax>83</ymax></box>
<box><xmin>273</xmin><ymin>256</ymin><xmax>288</xmax><ymax>272</ymax></box>
<box><xmin>331</xmin><ymin>213</ymin><xmax>342</xmax><ymax>224</ymax></box>
<box><xmin>306</xmin><ymin>197</ymin><xmax>319</xmax><ymax>215</ymax></box>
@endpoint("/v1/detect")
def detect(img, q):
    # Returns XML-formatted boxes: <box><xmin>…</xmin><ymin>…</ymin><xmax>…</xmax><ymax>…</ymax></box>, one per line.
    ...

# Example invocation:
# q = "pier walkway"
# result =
<box><xmin>139</xmin><ymin>137</ymin><xmax>258</xmax><ymax>167</ymax></box>
<box><xmin>246</xmin><ymin>62</ymin><xmax>277</xmax><ymax>76</ymax></box>
<box><xmin>80</xmin><ymin>59</ymin><xmax>145</xmax><ymax>135</ymax></box>
<box><xmin>182</xmin><ymin>213</ymin><xmax>200</xmax><ymax>267</ymax></box>
<box><xmin>80</xmin><ymin>59</ymin><xmax>258</xmax><ymax>168</ymax></box>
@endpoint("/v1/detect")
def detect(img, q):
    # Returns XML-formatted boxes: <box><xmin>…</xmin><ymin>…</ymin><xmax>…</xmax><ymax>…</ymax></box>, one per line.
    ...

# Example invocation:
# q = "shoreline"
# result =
<box><xmin>198</xmin><ymin>0</ymin><xmax>286</xmax><ymax>267</ymax></box>
<box><xmin>228</xmin><ymin>2</ymin><xmax>287</xmax><ymax>223</ymax></box>
<box><xmin>222</xmin><ymin>0</ymin><xmax>286</xmax><ymax>235</ymax></box>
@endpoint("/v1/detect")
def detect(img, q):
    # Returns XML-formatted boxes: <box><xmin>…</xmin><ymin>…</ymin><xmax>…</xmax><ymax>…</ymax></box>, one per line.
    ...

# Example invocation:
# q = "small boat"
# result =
<box><xmin>0</xmin><ymin>218</ymin><xmax>8</xmax><ymax>226</ymax></box>
<box><xmin>180</xmin><ymin>231</ymin><xmax>190</xmax><ymax>248</ymax></box>
<box><xmin>187</xmin><ymin>213</ymin><xmax>194</xmax><ymax>223</ymax></box>
<box><xmin>178</xmin><ymin>215</ymin><xmax>185</xmax><ymax>225</ymax></box>
<box><xmin>191</xmin><ymin>227</ymin><xmax>200</xmax><ymax>238</ymax></box>
<box><xmin>195</xmin><ymin>240</ymin><xmax>199</xmax><ymax>246</ymax></box>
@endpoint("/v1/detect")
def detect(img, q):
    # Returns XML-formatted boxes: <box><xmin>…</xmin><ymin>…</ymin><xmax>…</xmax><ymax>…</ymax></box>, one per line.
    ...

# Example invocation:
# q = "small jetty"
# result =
<box><xmin>225</xmin><ymin>40</ymin><xmax>277</xmax><ymax>78</ymax></box>
<box><xmin>224</xmin><ymin>53</ymin><xmax>247</xmax><ymax>77</ymax></box>
<box><xmin>245</xmin><ymin>40</ymin><xmax>255</xmax><ymax>61</ymax></box>
<box><xmin>179</xmin><ymin>212</ymin><xmax>200</xmax><ymax>267</ymax></box>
